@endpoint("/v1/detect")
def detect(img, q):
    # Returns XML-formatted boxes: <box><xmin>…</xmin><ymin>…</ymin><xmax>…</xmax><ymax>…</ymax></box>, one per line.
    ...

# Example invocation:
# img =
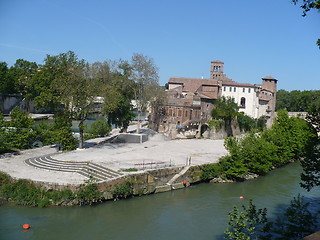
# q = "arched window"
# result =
<box><xmin>240</xmin><ymin>97</ymin><xmax>246</xmax><ymax>108</ymax></box>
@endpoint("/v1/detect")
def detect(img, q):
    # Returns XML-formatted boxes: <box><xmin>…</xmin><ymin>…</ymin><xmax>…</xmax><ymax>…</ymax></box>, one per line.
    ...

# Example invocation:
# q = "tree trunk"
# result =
<box><xmin>226</xmin><ymin>119</ymin><xmax>233</xmax><ymax>137</ymax></box>
<box><xmin>79</xmin><ymin>120</ymin><xmax>84</xmax><ymax>149</ymax></box>
<box><xmin>137</xmin><ymin>111</ymin><xmax>141</xmax><ymax>134</ymax></box>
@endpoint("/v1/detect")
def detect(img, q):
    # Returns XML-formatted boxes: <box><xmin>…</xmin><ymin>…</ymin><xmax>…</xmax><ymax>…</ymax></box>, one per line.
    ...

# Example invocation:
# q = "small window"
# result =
<box><xmin>243</xmin><ymin>88</ymin><xmax>245</xmax><ymax>93</ymax></box>
<box><xmin>224</xmin><ymin>86</ymin><xmax>226</xmax><ymax>91</ymax></box>
<box><xmin>240</xmin><ymin>97</ymin><xmax>246</xmax><ymax>108</ymax></box>
<box><xmin>248</xmin><ymin>88</ymin><xmax>251</xmax><ymax>93</ymax></box>
<box><xmin>178</xmin><ymin>110</ymin><xmax>182</xmax><ymax>117</ymax></box>
<box><xmin>229</xmin><ymin>87</ymin><xmax>232</xmax><ymax>92</ymax></box>
<box><xmin>234</xmin><ymin>87</ymin><xmax>236</xmax><ymax>92</ymax></box>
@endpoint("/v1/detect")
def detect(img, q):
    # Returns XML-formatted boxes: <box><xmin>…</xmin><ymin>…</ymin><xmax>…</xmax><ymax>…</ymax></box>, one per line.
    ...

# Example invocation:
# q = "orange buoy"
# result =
<box><xmin>183</xmin><ymin>180</ymin><xmax>187</xmax><ymax>185</ymax></box>
<box><xmin>22</xmin><ymin>224</ymin><xmax>30</xmax><ymax>230</ymax></box>
<box><xmin>239</xmin><ymin>196</ymin><xmax>244</xmax><ymax>199</ymax></box>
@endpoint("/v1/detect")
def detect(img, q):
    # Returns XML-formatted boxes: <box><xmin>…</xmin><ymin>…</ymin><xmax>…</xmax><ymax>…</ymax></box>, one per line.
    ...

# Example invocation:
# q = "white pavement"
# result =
<box><xmin>0</xmin><ymin>129</ymin><xmax>228</xmax><ymax>185</ymax></box>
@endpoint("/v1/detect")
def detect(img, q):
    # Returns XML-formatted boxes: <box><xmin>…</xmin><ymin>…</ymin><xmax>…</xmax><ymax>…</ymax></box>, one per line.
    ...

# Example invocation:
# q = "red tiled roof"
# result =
<box><xmin>169</xmin><ymin>77</ymin><xmax>219</xmax><ymax>92</ymax></box>
<box><xmin>222</xmin><ymin>82</ymin><xmax>258</xmax><ymax>88</ymax></box>
<box><xmin>168</xmin><ymin>77</ymin><xmax>220</xmax><ymax>99</ymax></box>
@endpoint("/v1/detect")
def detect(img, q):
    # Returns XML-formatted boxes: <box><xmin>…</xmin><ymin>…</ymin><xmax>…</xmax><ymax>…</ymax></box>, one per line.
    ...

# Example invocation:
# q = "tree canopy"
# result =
<box><xmin>130</xmin><ymin>53</ymin><xmax>160</xmax><ymax>133</ymax></box>
<box><xmin>276</xmin><ymin>89</ymin><xmax>320</xmax><ymax>112</ymax></box>
<box><xmin>211</xmin><ymin>96</ymin><xmax>239</xmax><ymax>136</ymax></box>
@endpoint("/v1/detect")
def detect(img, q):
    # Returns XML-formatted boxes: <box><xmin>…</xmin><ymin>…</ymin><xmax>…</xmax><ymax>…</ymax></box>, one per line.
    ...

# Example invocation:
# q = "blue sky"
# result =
<box><xmin>0</xmin><ymin>0</ymin><xmax>319</xmax><ymax>91</ymax></box>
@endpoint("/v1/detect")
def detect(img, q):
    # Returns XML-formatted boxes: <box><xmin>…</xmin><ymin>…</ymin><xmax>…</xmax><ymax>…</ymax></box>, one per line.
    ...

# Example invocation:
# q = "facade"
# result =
<box><xmin>160</xmin><ymin>60</ymin><xmax>277</xmax><ymax>128</ymax></box>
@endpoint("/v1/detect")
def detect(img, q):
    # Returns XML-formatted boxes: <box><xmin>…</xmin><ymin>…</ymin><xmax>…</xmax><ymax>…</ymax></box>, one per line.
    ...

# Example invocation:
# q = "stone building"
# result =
<box><xmin>159</xmin><ymin>60</ymin><xmax>277</xmax><ymax>131</ymax></box>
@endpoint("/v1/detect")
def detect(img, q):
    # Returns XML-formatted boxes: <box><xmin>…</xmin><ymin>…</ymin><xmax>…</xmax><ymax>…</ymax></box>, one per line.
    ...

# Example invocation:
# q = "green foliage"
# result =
<box><xmin>212</xmin><ymin>96</ymin><xmax>239</xmax><ymax>136</ymax></box>
<box><xmin>200</xmin><ymin>163</ymin><xmax>223</xmax><ymax>181</ymax></box>
<box><xmin>1</xmin><ymin>179</ymin><xmax>42</xmax><ymax>206</ymax></box>
<box><xmin>237</xmin><ymin>113</ymin><xmax>256</xmax><ymax>132</ymax></box>
<box><xmin>256</xmin><ymin>116</ymin><xmax>267</xmax><ymax>131</ymax></box>
<box><xmin>212</xmin><ymin>96</ymin><xmax>239</xmax><ymax>122</ymax></box>
<box><xmin>87</xmin><ymin>117</ymin><xmax>111</xmax><ymax>137</ymax></box>
<box><xmin>300</xmin><ymin>104</ymin><xmax>320</xmax><ymax>191</ymax></box>
<box><xmin>207</xmin><ymin>119</ymin><xmax>224</xmax><ymax>131</ymax></box>
<box><xmin>225</xmin><ymin>199</ymin><xmax>270</xmax><ymax>240</ymax></box>
<box><xmin>276</xmin><ymin>89</ymin><xmax>320</xmax><ymax>112</ymax></box>
<box><xmin>225</xmin><ymin>195</ymin><xmax>318</xmax><ymax>240</ymax></box>
<box><xmin>111</xmin><ymin>180</ymin><xmax>133</xmax><ymax>199</ymax></box>
<box><xmin>53</xmin><ymin>127</ymin><xmax>78</xmax><ymax>151</ymax></box>
<box><xmin>264</xmin><ymin>110</ymin><xmax>315</xmax><ymax>162</ymax></box>
<box><xmin>270</xmin><ymin>194</ymin><xmax>318</xmax><ymax>239</ymax></box>
<box><xmin>213</xmin><ymin>110</ymin><xmax>316</xmax><ymax>180</ymax></box>
<box><xmin>33</xmin><ymin>120</ymin><xmax>55</xmax><ymax>145</ymax></box>
<box><xmin>131</xmin><ymin>53</ymin><xmax>160</xmax><ymax>133</ymax></box>
<box><xmin>75</xmin><ymin>183</ymin><xmax>102</xmax><ymax>205</ymax></box>
<box><xmin>0</xmin><ymin>171</ymin><xmax>104</xmax><ymax>207</ymax></box>
<box><xmin>52</xmin><ymin>112</ymin><xmax>78</xmax><ymax>151</ymax></box>
<box><xmin>0</xmin><ymin>61</ymin><xmax>17</xmax><ymax>94</ymax></box>
<box><xmin>1</xmin><ymin>107</ymin><xmax>36</xmax><ymax>150</ymax></box>
<box><xmin>107</xmin><ymin>96</ymin><xmax>135</xmax><ymax>132</ymax></box>
<box><xmin>121</xmin><ymin>168</ymin><xmax>138</xmax><ymax>172</ymax></box>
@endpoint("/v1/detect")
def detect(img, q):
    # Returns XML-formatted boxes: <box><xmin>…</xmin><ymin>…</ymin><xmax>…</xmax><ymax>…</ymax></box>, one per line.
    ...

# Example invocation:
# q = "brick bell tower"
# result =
<box><xmin>210</xmin><ymin>60</ymin><xmax>224</xmax><ymax>79</ymax></box>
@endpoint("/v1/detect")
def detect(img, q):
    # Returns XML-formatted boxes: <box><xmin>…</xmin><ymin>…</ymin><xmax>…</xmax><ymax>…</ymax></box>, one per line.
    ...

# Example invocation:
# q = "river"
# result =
<box><xmin>1</xmin><ymin>161</ymin><xmax>319</xmax><ymax>240</ymax></box>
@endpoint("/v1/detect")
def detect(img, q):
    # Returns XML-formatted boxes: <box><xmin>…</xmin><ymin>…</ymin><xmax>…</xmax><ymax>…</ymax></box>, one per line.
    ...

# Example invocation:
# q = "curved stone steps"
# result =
<box><xmin>25</xmin><ymin>155</ymin><xmax>123</xmax><ymax>182</ymax></box>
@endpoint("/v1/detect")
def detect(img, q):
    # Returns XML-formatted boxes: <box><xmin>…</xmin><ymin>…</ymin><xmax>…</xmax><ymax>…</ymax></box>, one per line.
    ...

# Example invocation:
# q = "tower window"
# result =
<box><xmin>213</xmin><ymin>66</ymin><xmax>220</xmax><ymax>72</ymax></box>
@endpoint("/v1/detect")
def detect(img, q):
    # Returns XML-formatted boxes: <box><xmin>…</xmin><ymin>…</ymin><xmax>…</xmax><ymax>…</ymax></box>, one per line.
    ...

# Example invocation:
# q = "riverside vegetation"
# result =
<box><xmin>0</xmin><ymin>171</ymin><xmax>137</xmax><ymax>207</ymax></box>
<box><xmin>200</xmin><ymin>109</ymin><xmax>316</xmax><ymax>182</ymax></box>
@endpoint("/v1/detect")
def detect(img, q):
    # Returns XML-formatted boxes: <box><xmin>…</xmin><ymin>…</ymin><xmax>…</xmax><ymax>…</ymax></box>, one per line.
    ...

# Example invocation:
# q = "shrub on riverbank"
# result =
<box><xmin>202</xmin><ymin>110</ymin><xmax>317</xmax><ymax>181</ymax></box>
<box><xmin>111</xmin><ymin>180</ymin><xmax>133</xmax><ymax>199</ymax></box>
<box><xmin>0</xmin><ymin>172</ymin><xmax>102</xmax><ymax>207</ymax></box>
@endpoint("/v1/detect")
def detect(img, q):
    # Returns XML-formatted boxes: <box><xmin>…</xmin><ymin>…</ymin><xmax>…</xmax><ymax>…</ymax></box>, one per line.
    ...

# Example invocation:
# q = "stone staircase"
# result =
<box><xmin>167</xmin><ymin>165</ymin><xmax>190</xmax><ymax>185</ymax></box>
<box><xmin>25</xmin><ymin>155</ymin><xmax>123</xmax><ymax>182</ymax></box>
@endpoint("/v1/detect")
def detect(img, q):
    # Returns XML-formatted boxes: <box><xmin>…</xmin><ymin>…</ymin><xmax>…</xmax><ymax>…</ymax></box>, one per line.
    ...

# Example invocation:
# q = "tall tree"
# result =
<box><xmin>0</xmin><ymin>62</ymin><xmax>16</xmax><ymax>94</ymax></box>
<box><xmin>9</xmin><ymin>59</ymin><xmax>38</xmax><ymax>95</ymax></box>
<box><xmin>29</xmin><ymin>51</ymin><xmax>98</xmax><ymax>149</ymax></box>
<box><xmin>300</xmin><ymin>103</ymin><xmax>320</xmax><ymax>191</ymax></box>
<box><xmin>211</xmin><ymin>96</ymin><xmax>239</xmax><ymax>136</ymax></box>
<box><xmin>88</xmin><ymin>60</ymin><xmax>134</xmax><ymax>132</ymax></box>
<box><xmin>131</xmin><ymin>53</ymin><xmax>160</xmax><ymax>133</ymax></box>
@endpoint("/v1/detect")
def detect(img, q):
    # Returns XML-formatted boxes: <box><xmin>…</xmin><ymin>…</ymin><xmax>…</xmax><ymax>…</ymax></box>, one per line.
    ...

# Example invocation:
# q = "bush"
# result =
<box><xmin>111</xmin><ymin>181</ymin><xmax>133</xmax><ymax>199</ymax></box>
<box><xmin>87</xmin><ymin>118</ymin><xmax>111</xmax><ymax>137</ymax></box>
<box><xmin>215</xmin><ymin>110</ymin><xmax>316</xmax><ymax>180</ymax></box>
<box><xmin>75</xmin><ymin>183</ymin><xmax>102</xmax><ymax>205</ymax></box>
<box><xmin>200</xmin><ymin>164</ymin><xmax>224</xmax><ymax>181</ymax></box>
<box><xmin>237</xmin><ymin>113</ymin><xmax>256</xmax><ymax>132</ymax></box>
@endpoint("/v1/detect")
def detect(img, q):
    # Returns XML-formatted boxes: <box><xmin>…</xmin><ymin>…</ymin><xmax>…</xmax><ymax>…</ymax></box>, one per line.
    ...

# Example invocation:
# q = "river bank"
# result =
<box><xmin>1</xmin><ymin>161</ymin><xmax>319</xmax><ymax>240</ymax></box>
<box><xmin>0</xmin><ymin>130</ymin><xmax>229</xmax><ymax>206</ymax></box>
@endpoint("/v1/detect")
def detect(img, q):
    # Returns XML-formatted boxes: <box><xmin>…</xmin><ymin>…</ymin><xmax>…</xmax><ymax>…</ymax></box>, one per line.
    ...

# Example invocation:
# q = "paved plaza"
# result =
<box><xmin>0</xmin><ymin>130</ymin><xmax>228</xmax><ymax>185</ymax></box>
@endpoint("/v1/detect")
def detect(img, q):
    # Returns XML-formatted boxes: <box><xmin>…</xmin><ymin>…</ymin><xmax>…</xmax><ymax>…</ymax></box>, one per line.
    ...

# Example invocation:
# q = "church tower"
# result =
<box><xmin>210</xmin><ymin>60</ymin><xmax>224</xmax><ymax>79</ymax></box>
<box><xmin>210</xmin><ymin>60</ymin><xmax>232</xmax><ymax>82</ymax></box>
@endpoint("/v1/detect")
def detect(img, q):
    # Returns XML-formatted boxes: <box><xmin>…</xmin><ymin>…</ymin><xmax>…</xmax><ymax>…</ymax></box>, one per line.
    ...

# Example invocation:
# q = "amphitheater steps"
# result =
<box><xmin>25</xmin><ymin>155</ymin><xmax>123</xmax><ymax>182</ymax></box>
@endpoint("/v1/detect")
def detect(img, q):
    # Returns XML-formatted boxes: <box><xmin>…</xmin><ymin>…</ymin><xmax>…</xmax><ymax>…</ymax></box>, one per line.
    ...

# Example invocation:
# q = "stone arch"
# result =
<box><xmin>200</xmin><ymin>124</ymin><xmax>209</xmax><ymax>137</ymax></box>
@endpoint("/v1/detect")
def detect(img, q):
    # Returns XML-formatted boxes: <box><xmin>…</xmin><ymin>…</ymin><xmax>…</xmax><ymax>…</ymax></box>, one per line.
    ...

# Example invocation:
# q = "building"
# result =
<box><xmin>160</xmin><ymin>60</ymin><xmax>277</xmax><ymax>128</ymax></box>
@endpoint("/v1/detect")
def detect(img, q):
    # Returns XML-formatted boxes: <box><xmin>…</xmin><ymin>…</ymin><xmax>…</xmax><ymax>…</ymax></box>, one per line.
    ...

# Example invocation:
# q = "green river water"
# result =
<box><xmin>1</xmin><ymin>161</ymin><xmax>319</xmax><ymax>240</ymax></box>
